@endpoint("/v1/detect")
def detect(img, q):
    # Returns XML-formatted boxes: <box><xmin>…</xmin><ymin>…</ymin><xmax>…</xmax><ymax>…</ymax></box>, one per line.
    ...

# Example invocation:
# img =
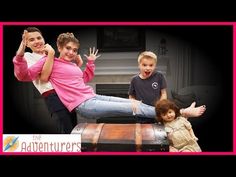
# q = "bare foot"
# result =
<box><xmin>181</xmin><ymin>102</ymin><xmax>206</xmax><ymax>118</ymax></box>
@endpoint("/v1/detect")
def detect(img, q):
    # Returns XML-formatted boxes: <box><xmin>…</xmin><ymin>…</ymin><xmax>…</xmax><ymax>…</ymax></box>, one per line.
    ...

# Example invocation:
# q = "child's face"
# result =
<box><xmin>161</xmin><ymin>109</ymin><xmax>176</xmax><ymax>122</ymax></box>
<box><xmin>138</xmin><ymin>57</ymin><xmax>156</xmax><ymax>79</ymax></box>
<box><xmin>26</xmin><ymin>32</ymin><xmax>45</xmax><ymax>54</ymax></box>
<box><xmin>59</xmin><ymin>42</ymin><xmax>78</xmax><ymax>61</ymax></box>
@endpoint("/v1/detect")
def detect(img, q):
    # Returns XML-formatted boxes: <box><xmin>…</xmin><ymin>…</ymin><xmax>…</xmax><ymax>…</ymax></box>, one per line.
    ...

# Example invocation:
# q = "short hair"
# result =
<box><xmin>25</xmin><ymin>27</ymin><xmax>42</xmax><ymax>35</ymax></box>
<box><xmin>137</xmin><ymin>51</ymin><xmax>157</xmax><ymax>64</ymax></box>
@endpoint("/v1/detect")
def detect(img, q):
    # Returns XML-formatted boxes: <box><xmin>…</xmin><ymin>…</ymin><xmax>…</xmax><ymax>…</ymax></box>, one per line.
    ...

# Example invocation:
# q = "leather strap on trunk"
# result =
<box><xmin>92</xmin><ymin>123</ymin><xmax>105</xmax><ymax>151</ymax></box>
<box><xmin>135</xmin><ymin>123</ymin><xmax>142</xmax><ymax>152</ymax></box>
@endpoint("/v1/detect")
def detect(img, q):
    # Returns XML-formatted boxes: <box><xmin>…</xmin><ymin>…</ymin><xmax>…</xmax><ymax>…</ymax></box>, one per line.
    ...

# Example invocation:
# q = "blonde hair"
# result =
<box><xmin>138</xmin><ymin>51</ymin><xmax>157</xmax><ymax>64</ymax></box>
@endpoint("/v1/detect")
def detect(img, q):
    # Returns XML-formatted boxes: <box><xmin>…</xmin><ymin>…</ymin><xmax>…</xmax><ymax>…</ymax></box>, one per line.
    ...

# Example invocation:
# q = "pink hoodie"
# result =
<box><xmin>13</xmin><ymin>55</ymin><xmax>96</xmax><ymax>111</ymax></box>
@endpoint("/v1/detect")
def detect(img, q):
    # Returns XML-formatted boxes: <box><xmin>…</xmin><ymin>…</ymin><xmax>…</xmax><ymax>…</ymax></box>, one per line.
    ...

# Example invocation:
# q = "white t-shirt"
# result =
<box><xmin>24</xmin><ymin>52</ymin><xmax>54</xmax><ymax>94</ymax></box>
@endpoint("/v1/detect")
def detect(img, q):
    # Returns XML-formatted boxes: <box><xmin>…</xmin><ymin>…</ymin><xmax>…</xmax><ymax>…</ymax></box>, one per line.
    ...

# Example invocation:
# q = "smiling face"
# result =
<box><xmin>161</xmin><ymin>109</ymin><xmax>176</xmax><ymax>122</ymax></box>
<box><xmin>138</xmin><ymin>57</ymin><xmax>156</xmax><ymax>79</ymax></box>
<box><xmin>26</xmin><ymin>31</ymin><xmax>45</xmax><ymax>54</ymax></box>
<box><xmin>58</xmin><ymin>42</ymin><xmax>78</xmax><ymax>62</ymax></box>
<box><xmin>56</xmin><ymin>32</ymin><xmax>80</xmax><ymax>62</ymax></box>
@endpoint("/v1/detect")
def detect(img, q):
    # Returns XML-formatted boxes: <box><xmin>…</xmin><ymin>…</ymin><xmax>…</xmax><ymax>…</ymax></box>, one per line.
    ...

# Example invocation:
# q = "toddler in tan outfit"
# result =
<box><xmin>155</xmin><ymin>99</ymin><xmax>202</xmax><ymax>152</ymax></box>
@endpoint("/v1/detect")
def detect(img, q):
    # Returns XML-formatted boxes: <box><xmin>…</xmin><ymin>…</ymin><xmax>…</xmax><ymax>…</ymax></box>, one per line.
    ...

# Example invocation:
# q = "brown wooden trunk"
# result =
<box><xmin>71</xmin><ymin>123</ymin><xmax>169</xmax><ymax>152</ymax></box>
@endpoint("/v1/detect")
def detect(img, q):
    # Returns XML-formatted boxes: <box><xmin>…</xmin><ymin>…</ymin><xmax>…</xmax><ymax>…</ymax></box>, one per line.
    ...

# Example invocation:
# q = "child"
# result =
<box><xmin>129</xmin><ymin>51</ymin><xmax>167</xmax><ymax>106</ymax></box>
<box><xmin>13</xmin><ymin>32</ymin><xmax>206</xmax><ymax>121</ymax></box>
<box><xmin>14</xmin><ymin>27</ymin><xmax>82</xmax><ymax>133</ymax></box>
<box><xmin>129</xmin><ymin>51</ymin><xmax>167</xmax><ymax>123</ymax></box>
<box><xmin>155</xmin><ymin>99</ymin><xmax>202</xmax><ymax>152</ymax></box>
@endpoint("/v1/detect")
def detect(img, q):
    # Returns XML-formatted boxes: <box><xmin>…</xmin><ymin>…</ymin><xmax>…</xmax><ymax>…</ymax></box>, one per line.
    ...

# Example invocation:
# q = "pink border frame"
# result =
<box><xmin>0</xmin><ymin>21</ymin><xmax>234</xmax><ymax>156</ymax></box>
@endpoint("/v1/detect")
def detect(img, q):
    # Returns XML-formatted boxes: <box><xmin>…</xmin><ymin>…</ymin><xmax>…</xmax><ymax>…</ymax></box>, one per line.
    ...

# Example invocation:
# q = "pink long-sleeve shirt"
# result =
<box><xmin>13</xmin><ymin>55</ymin><xmax>96</xmax><ymax>112</ymax></box>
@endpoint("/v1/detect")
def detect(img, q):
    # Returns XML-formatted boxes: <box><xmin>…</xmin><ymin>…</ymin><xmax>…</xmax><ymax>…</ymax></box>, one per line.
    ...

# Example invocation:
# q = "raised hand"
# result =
<box><xmin>74</xmin><ymin>54</ymin><xmax>83</xmax><ymax>67</ymax></box>
<box><xmin>84</xmin><ymin>47</ymin><xmax>101</xmax><ymax>61</ymax></box>
<box><xmin>43</xmin><ymin>44</ymin><xmax>55</xmax><ymax>56</ymax></box>
<box><xmin>16</xmin><ymin>30</ymin><xmax>28</xmax><ymax>56</ymax></box>
<box><xmin>40</xmin><ymin>44</ymin><xmax>55</xmax><ymax>82</ymax></box>
<box><xmin>22</xmin><ymin>30</ymin><xmax>28</xmax><ymax>47</ymax></box>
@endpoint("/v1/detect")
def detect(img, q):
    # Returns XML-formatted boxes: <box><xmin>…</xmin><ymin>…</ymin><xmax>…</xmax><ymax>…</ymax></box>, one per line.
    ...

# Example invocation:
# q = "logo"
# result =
<box><xmin>3</xmin><ymin>136</ymin><xmax>19</xmax><ymax>152</ymax></box>
<box><xmin>152</xmin><ymin>82</ymin><xmax>159</xmax><ymax>89</ymax></box>
<box><xmin>3</xmin><ymin>134</ymin><xmax>81</xmax><ymax>153</ymax></box>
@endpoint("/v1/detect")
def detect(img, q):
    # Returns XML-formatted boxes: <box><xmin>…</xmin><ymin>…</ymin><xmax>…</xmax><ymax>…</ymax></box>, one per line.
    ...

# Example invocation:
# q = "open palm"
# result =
<box><xmin>84</xmin><ymin>47</ymin><xmax>101</xmax><ymax>61</ymax></box>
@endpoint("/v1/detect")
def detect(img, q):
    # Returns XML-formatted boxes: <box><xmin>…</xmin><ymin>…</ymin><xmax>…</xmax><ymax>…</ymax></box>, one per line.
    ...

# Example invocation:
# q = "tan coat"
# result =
<box><xmin>165</xmin><ymin>116</ymin><xmax>201</xmax><ymax>152</ymax></box>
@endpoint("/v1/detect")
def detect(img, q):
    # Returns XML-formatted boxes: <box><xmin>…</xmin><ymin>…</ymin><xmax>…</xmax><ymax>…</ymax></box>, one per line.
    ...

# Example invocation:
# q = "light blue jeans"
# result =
<box><xmin>75</xmin><ymin>94</ymin><xmax>155</xmax><ymax>119</ymax></box>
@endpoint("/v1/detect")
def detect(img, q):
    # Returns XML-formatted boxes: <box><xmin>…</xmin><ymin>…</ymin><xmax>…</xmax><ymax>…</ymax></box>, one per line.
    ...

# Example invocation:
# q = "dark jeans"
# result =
<box><xmin>44</xmin><ymin>93</ymin><xmax>76</xmax><ymax>133</ymax></box>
